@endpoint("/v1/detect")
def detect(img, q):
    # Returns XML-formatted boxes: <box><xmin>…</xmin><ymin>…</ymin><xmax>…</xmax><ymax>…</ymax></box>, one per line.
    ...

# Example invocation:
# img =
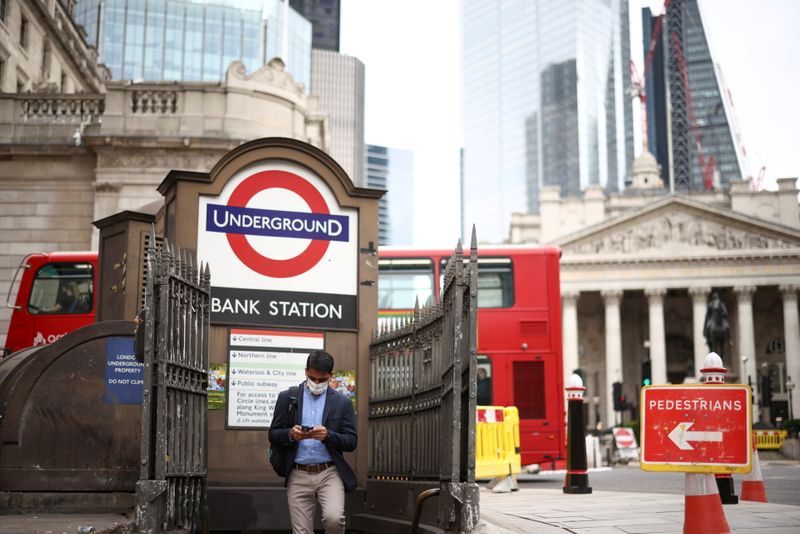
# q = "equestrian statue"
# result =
<box><xmin>703</xmin><ymin>291</ymin><xmax>731</xmax><ymax>360</ymax></box>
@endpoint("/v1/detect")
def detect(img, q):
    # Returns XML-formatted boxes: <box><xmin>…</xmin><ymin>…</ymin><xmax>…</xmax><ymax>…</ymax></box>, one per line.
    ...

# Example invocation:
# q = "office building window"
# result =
<box><xmin>0</xmin><ymin>58</ymin><xmax>5</xmax><ymax>91</ymax></box>
<box><xmin>0</xmin><ymin>0</ymin><xmax>6</xmax><ymax>23</ymax></box>
<box><xmin>42</xmin><ymin>43</ymin><xmax>51</xmax><ymax>79</ymax></box>
<box><xmin>20</xmin><ymin>16</ymin><xmax>29</xmax><ymax>49</ymax></box>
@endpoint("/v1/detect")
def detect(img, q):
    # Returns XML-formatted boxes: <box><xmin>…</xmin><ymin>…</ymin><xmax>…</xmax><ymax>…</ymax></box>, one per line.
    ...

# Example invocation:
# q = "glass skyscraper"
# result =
<box><xmin>289</xmin><ymin>0</ymin><xmax>341</xmax><ymax>52</ymax></box>
<box><xmin>74</xmin><ymin>0</ymin><xmax>312</xmax><ymax>89</ymax></box>
<box><xmin>645</xmin><ymin>0</ymin><xmax>741</xmax><ymax>191</ymax></box>
<box><xmin>366</xmin><ymin>145</ymin><xmax>414</xmax><ymax>246</ymax></box>
<box><xmin>461</xmin><ymin>0</ymin><xmax>634</xmax><ymax>242</ymax></box>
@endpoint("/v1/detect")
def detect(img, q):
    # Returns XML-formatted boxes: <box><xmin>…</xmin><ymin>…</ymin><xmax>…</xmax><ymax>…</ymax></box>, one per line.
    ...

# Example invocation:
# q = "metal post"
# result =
<box><xmin>701</xmin><ymin>352</ymin><xmax>738</xmax><ymax>505</ymax></box>
<box><xmin>564</xmin><ymin>373</ymin><xmax>591</xmax><ymax>494</ymax></box>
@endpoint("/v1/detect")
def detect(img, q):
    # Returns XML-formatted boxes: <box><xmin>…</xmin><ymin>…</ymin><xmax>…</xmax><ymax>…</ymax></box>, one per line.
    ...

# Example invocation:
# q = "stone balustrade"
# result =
<box><xmin>18</xmin><ymin>94</ymin><xmax>105</xmax><ymax>122</ymax></box>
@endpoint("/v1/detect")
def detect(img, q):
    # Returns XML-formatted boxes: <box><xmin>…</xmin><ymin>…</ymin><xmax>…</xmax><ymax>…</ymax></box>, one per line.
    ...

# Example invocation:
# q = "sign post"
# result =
<box><xmin>640</xmin><ymin>384</ymin><xmax>752</xmax><ymax>473</ymax></box>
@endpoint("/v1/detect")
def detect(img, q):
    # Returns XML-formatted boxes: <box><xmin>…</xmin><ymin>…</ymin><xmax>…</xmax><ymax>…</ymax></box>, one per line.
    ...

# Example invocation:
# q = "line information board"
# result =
<box><xmin>226</xmin><ymin>328</ymin><xmax>324</xmax><ymax>429</ymax></box>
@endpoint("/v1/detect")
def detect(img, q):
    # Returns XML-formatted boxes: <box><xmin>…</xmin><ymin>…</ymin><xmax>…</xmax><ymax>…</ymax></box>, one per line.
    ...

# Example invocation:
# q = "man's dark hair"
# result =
<box><xmin>306</xmin><ymin>350</ymin><xmax>334</xmax><ymax>373</ymax></box>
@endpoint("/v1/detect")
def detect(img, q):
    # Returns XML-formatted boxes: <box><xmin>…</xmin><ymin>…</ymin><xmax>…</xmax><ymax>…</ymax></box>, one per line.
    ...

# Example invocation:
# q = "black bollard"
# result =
<box><xmin>563</xmin><ymin>373</ymin><xmax>592</xmax><ymax>494</ymax></box>
<box><xmin>701</xmin><ymin>353</ymin><xmax>739</xmax><ymax>505</ymax></box>
<box><xmin>716</xmin><ymin>474</ymin><xmax>739</xmax><ymax>504</ymax></box>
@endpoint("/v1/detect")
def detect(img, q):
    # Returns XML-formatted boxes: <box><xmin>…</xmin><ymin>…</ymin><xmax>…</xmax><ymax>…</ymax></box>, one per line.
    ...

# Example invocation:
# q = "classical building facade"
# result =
<box><xmin>0</xmin><ymin>0</ymin><xmax>107</xmax><ymax>93</ymax></box>
<box><xmin>510</xmin><ymin>176</ymin><xmax>800</xmax><ymax>428</ymax></box>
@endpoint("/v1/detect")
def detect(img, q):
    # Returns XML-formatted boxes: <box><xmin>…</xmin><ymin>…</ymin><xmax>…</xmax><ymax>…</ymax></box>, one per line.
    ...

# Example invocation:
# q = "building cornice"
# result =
<box><xmin>560</xmin><ymin>248</ymin><xmax>800</xmax><ymax>267</ymax></box>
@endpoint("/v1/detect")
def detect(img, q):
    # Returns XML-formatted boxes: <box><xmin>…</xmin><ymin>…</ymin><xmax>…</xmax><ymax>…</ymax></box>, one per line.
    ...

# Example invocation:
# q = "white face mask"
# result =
<box><xmin>307</xmin><ymin>379</ymin><xmax>329</xmax><ymax>395</ymax></box>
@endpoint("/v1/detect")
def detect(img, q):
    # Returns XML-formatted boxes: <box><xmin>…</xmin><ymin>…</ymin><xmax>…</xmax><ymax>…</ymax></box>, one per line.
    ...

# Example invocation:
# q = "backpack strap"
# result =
<box><xmin>287</xmin><ymin>386</ymin><xmax>299</xmax><ymax>427</ymax></box>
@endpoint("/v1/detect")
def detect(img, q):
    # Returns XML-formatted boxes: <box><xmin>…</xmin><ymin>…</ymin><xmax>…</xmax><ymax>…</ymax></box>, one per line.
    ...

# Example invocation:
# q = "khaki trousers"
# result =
<box><xmin>287</xmin><ymin>465</ymin><xmax>346</xmax><ymax>534</ymax></box>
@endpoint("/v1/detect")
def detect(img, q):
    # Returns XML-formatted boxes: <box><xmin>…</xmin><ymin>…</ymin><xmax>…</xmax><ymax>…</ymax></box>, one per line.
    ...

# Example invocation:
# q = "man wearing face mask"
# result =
<box><xmin>268</xmin><ymin>350</ymin><xmax>357</xmax><ymax>534</ymax></box>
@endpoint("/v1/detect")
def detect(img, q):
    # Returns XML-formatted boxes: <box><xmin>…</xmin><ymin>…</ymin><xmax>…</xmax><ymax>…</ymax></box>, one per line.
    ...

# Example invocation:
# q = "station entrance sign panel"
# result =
<box><xmin>640</xmin><ymin>384</ymin><xmax>752</xmax><ymax>473</ymax></box>
<box><xmin>198</xmin><ymin>160</ymin><xmax>358</xmax><ymax>330</ymax></box>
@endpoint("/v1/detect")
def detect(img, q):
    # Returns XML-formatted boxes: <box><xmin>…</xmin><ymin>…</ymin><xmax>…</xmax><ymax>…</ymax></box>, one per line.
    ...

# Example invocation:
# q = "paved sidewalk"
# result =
<box><xmin>477</xmin><ymin>486</ymin><xmax>800</xmax><ymax>533</ymax></box>
<box><xmin>0</xmin><ymin>513</ymin><xmax>132</xmax><ymax>534</ymax></box>
<box><xmin>2</xmin><ymin>487</ymin><xmax>799</xmax><ymax>533</ymax></box>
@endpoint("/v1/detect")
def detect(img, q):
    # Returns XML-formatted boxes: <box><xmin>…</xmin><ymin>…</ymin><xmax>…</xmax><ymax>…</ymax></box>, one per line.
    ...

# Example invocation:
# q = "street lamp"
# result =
<box><xmin>787</xmin><ymin>376</ymin><xmax>795</xmax><ymax>422</ymax></box>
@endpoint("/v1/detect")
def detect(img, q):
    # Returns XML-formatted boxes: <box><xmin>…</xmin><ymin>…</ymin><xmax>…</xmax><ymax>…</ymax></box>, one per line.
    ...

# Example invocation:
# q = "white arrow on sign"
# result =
<box><xmin>668</xmin><ymin>422</ymin><xmax>723</xmax><ymax>450</ymax></box>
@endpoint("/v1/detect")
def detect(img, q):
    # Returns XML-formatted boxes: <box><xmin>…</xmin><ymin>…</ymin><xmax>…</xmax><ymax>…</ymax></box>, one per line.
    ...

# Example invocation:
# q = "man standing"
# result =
<box><xmin>269</xmin><ymin>350</ymin><xmax>357</xmax><ymax>534</ymax></box>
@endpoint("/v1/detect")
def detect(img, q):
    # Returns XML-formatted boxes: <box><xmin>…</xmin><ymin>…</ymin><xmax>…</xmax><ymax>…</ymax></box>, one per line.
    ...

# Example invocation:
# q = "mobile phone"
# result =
<box><xmin>301</xmin><ymin>425</ymin><xmax>313</xmax><ymax>432</ymax></box>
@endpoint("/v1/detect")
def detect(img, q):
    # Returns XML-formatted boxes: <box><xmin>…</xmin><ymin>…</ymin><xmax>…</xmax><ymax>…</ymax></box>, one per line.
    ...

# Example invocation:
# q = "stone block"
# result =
<box><xmin>781</xmin><ymin>438</ymin><xmax>800</xmax><ymax>460</ymax></box>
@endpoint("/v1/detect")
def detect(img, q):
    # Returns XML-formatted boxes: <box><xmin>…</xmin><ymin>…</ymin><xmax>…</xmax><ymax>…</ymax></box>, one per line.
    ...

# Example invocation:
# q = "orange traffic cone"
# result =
<box><xmin>683</xmin><ymin>473</ymin><xmax>731</xmax><ymax>534</ymax></box>
<box><xmin>740</xmin><ymin>449</ymin><xmax>768</xmax><ymax>502</ymax></box>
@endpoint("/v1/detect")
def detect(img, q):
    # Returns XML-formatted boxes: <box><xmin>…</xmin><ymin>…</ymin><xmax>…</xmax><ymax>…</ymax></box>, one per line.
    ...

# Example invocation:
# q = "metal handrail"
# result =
<box><xmin>410</xmin><ymin>488</ymin><xmax>440</xmax><ymax>534</ymax></box>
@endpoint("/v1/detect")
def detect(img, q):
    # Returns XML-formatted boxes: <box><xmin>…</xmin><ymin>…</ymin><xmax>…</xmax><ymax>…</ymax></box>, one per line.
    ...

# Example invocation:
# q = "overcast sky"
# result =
<box><xmin>340</xmin><ymin>0</ymin><xmax>800</xmax><ymax>246</ymax></box>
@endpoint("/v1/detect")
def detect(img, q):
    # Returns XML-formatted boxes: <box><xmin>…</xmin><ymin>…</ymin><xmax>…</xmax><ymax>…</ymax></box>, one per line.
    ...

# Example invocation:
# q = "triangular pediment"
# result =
<box><xmin>553</xmin><ymin>196</ymin><xmax>800</xmax><ymax>258</ymax></box>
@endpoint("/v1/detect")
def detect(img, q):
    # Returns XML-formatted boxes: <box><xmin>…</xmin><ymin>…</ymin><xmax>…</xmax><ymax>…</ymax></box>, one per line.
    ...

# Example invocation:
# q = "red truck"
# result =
<box><xmin>4</xmin><ymin>252</ymin><xmax>98</xmax><ymax>356</ymax></box>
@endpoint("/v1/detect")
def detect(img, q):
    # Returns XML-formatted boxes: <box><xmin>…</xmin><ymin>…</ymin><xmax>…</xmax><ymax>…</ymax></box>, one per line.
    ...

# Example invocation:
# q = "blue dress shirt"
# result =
<box><xmin>294</xmin><ymin>383</ymin><xmax>333</xmax><ymax>465</ymax></box>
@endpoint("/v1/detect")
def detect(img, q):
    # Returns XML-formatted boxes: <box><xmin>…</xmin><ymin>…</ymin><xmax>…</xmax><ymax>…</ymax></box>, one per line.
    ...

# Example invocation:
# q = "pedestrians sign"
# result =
<box><xmin>640</xmin><ymin>384</ymin><xmax>752</xmax><ymax>473</ymax></box>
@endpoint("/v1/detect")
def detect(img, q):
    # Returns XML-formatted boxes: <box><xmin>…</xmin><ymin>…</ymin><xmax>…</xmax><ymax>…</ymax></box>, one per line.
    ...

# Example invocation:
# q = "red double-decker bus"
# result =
<box><xmin>378</xmin><ymin>245</ymin><xmax>565</xmax><ymax>468</ymax></box>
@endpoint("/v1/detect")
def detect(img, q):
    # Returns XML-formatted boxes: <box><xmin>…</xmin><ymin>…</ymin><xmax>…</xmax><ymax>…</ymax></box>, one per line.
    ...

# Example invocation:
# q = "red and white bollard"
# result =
<box><xmin>563</xmin><ymin>373</ymin><xmax>591</xmax><ymax>494</ymax></box>
<box><xmin>701</xmin><ymin>352</ymin><xmax>738</xmax><ymax>505</ymax></box>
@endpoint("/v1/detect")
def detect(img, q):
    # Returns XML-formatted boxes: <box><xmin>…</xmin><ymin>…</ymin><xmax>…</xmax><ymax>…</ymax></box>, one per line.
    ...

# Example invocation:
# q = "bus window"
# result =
<box><xmin>440</xmin><ymin>257</ymin><xmax>513</xmax><ymax>308</ymax></box>
<box><xmin>477</xmin><ymin>356</ymin><xmax>492</xmax><ymax>406</ymax></box>
<box><xmin>28</xmin><ymin>263</ymin><xmax>93</xmax><ymax>315</ymax></box>
<box><xmin>512</xmin><ymin>360</ymin><xmax>546</xmax><ymax>419</ymax></box>
<box><xmin>378</xmin><ymin>258</ymin><xmax>434</xmax><ymax>309</ymax></box>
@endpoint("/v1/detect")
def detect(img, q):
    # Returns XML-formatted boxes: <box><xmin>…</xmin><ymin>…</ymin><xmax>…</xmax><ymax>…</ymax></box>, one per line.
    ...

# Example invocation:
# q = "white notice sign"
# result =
<box><xmin>226</xmin><ymin>328</ymin><xmax>324</xmax><ymax>429</ymax></box>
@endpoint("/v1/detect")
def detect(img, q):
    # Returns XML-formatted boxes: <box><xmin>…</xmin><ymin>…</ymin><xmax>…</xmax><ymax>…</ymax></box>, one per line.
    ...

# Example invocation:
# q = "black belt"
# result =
<box><xmin>294</xmin><ymin>462</ymin><xmax>334</xmax><ymax>473</ymax></box>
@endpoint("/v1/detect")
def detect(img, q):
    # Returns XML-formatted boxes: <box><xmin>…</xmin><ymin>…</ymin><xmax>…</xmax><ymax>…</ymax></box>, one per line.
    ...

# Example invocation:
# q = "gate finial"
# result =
<box><xmin>202</xmin><ymin>263</ymin><xmax>211</xmax><ymax>289</ymax></box>
<box><xmin>187</xmin><ymin>250</ymin><xmax>196</xmax><ymax>281</ymax></box>
<box><xmin>470</xmin><ymin>225</ymin><xmax>478</xmax><ymax>260</ymax></box>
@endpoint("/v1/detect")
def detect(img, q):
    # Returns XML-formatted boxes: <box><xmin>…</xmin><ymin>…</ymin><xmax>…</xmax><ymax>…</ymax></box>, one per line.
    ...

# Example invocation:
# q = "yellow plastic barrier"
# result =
<box><xmin>475</xmin><ymin>406</ymin><xmax>522</xmax><ymax>480</ymax></box>
<box><xmin>754</xmin><ymin>429</ymin><xmax>788</xmax><ymax>450</ymax></box>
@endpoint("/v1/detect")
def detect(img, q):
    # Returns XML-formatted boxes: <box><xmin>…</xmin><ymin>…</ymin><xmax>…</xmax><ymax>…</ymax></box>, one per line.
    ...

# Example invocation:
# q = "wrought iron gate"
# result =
<box><xmin>368</xmin><ymin>232</ymin><xmax>479</xmax><ymax>532</ymax></box>
<box><xmin>136</xmin><ymin>230</ymin><xmax>210</xmax><ymax>532</ymax></box>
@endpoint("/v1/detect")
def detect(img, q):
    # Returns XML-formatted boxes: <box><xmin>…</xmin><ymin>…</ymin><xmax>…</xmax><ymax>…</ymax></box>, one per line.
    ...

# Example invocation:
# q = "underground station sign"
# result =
<box><xmin>640</xmin><ymin>384</ymin><xmax>752</xmax><ymax>473</ymax></box>
<box><xmin>198</xmin><ymin>160</ymin><xmax>358</xmax><ymax>330</ymax></box>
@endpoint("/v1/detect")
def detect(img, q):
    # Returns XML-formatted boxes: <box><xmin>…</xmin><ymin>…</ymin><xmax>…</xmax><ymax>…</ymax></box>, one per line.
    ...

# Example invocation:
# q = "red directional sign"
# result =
<box><xmin>640</xmin><ymin>384</ymin><xmax>752</xmax><ymax>473</ymax></box>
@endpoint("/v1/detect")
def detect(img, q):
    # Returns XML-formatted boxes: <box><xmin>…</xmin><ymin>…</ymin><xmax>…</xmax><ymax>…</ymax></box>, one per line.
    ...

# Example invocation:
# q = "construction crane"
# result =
<box><xmin>628</xmin><ymin>3</ymin><xmax>668</xmax><ymax>151</ymax></box>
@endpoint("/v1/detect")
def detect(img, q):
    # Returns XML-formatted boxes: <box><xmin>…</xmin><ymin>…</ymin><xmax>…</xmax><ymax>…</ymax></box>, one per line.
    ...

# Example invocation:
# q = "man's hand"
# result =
<box><xmin>308</xmin><ymin>425</ymin><xmax>328</xmax><ymax>441</ymax></box>
<box><xmin>289</xmin><ymin>425</ymin><xmax>309</xmax><ymax>441</ymax></box>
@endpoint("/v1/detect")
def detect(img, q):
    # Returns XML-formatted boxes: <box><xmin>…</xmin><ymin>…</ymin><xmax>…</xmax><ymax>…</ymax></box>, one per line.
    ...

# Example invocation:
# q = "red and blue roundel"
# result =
<box><xmin>205</xmin><ymin>170</ymin><xmax>348</xmax><ymax>278</ymax></box>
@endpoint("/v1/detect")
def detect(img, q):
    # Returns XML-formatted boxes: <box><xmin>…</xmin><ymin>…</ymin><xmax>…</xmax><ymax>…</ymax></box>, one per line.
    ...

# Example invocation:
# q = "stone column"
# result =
<box><xmin>562</xmin><ymin>290</ymin><xmax>580</xmax><ymax>387</ymax></box>
<box><xmin>689</xmin><ymin>286</ymin><xmax>711</xmax><ymax>382</ymax></box>
<box><xmin>735</xmin><ymin>286</ymin><xmax>758</xmax><ymax>421</ymax></box>
<box><xmin>602</xmin><ymin>289</ymin><xmax>623</xmax><ymax>427</ymax></box>
<box><xmin>646</xmin><ymin>288</ymin><xmax>668</xmax><ymax>385</ymax></box>
<box><xmin>780</xmin><ymin>285</ymin><xmax>800</xmax><ymax>420</ymax></box>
